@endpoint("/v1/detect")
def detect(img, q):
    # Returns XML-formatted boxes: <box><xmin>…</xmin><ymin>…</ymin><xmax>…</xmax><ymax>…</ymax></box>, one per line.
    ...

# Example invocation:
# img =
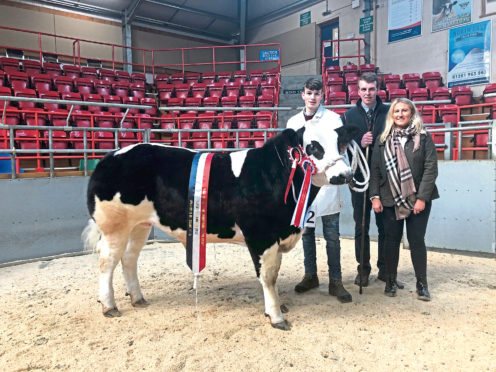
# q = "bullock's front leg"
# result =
<box><xmin>121</xmin><ymin>224</ymin><xmax>151</xmax><ymax>308</ymax></box>
<box><xmin>98</xmin><ymin>234</ymin><xmax>128</xmax><ymax>317</ymax></box>
<box><xmin>259</xmin><ymin>244</ymin><xmax>291</xmax><ymax>330</ymax></box>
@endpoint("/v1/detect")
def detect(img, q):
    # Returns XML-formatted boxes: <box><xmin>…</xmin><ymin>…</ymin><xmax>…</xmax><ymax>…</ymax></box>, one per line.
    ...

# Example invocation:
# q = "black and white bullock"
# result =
<box><xmin>83</xmin><ymin>123</ymin><xmax>357</xmax><ymax>330</ymax></box>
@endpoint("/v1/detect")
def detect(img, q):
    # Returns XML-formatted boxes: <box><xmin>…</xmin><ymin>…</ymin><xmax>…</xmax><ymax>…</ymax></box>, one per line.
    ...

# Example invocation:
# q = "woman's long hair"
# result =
<box><xmin>379</xmin><ymin>98</ymin><xmax>426</xmax><ymax>143</ymax></box>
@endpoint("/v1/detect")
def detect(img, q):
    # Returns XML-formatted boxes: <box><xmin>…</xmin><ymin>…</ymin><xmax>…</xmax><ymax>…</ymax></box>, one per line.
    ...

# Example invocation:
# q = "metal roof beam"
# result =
<box><xmin>124</xmin><ymin>0</ymin><xmax>144</xmax><ymax>24</ymax></box>
<box><xmin>247</xmin><ymin>0</ymin><xmax>323</xmax><ymax>29</ymax></box>
<box><xmin>10</xmin><ymin>0</ymin><xmax>122</xmax><ymax>20</ymax></box>
<box><xmin>145</xmin><ymin>0</ymin><xmax>238</xmax><ymax>24</ymax></box>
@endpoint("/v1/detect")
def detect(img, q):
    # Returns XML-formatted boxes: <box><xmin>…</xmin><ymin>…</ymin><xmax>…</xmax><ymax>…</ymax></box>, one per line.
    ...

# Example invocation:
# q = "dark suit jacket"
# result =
<box><xmin>369</xmin><ymin>131</ymin><xmax>440</xmax><ymax>207</ymax></box>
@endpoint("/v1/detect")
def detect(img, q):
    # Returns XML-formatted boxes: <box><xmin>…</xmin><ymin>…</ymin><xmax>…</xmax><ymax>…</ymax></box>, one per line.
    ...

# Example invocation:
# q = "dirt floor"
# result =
<box><xmin>0</xmin><ymin>238</ymin><xmax>495</xmax><ymax>371</ymax></box>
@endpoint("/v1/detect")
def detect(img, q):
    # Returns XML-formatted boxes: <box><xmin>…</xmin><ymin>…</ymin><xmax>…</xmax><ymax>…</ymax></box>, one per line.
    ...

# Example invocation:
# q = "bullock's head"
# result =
<box><xmin>297</xmin><ymin>123</ymin><xmax>358</xmax><ymax>187</ymax></box>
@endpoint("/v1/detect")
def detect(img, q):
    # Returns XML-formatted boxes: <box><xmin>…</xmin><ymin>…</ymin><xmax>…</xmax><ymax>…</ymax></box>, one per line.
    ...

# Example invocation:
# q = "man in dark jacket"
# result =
<box><xmin>342</xmin><ymin>72</ymin><xmax>402</xmax><ymax>288</ymax></box>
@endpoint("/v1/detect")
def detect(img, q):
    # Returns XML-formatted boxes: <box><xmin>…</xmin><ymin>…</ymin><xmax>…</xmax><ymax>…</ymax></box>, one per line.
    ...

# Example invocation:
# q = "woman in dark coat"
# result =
<box><xmin>369</xmin><ymin>98</ymin><xmax>439</xmax><ymax>301</ymax></box>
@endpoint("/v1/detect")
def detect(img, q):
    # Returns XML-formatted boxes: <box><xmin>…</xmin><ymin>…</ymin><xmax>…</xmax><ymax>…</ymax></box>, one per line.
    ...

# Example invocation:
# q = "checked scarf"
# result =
<box><xmin>384</xmin><ymin>125</ymin><xmax>420</xmax><ymax>220</ymax></box>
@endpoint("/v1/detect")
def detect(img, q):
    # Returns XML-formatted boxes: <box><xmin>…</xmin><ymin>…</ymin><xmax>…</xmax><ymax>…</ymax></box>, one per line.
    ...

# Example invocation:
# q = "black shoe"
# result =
<box><xmin>295</xmin><ymin>274</ymin><xmax>319</xmax><ymax>293</ymax></box>
<box><xmin>377</xmin><ymin>272</ymin><xmax>404</xmax><ymax>289</ymax></box>
<box><xmin>354</xmin><ymin>272</ymin><xmax>369</xmax><ymax>287</ymax></box>
<box><xmin>329</xmin><ymin>279</ymin><xmax>352</xmax><ymax>303</ymax></box>
<box><xmin>416</xmin><ymin>278</ymin><xmax>431</xmax><ymax>301</ymax></box>
<box><xmin>384</xmin><ymin>274</ymin><xmax>398</xmax><ymax>297</ymax></box>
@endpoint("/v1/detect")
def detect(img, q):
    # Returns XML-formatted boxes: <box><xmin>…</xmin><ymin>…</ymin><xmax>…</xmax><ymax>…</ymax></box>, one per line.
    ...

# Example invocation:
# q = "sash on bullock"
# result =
<box><xmin>186</xmin><ymin>153</ymin><xmax>214</xmax><ymax>283</ymax></box>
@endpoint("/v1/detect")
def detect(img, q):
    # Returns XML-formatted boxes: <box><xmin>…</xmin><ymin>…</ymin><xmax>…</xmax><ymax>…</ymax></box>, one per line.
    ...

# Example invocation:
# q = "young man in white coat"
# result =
<box><xmin>286</xmin><ymin>78</ymin><xmax>352</xmax><ymax>303</ymax></box>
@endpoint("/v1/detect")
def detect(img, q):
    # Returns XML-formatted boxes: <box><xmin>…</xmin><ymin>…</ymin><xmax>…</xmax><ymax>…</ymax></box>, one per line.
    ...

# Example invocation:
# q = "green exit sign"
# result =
<box><xmin>359</xmin><ymin>16</ymin><xmax>373</xmax><ymax>34</ymax></box>
<box><xmin>300</xmin><ymin>11</ymin><xmax>311</xmax><ymax>27</ymax></box>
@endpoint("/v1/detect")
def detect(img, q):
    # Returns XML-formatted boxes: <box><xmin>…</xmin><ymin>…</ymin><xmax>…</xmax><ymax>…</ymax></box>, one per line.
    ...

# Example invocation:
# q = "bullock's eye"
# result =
<box><xmin>306</xmin><ymin>140</ymin><xmax>325</xmax><ymax>160</ymax></box>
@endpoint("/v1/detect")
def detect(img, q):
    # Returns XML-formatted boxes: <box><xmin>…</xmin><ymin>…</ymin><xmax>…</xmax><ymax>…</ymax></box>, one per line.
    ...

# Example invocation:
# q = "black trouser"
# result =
<box><xmin>351</xmin><ymin>189</ymin><xmax>385</xmax><ymax>275</ymax></box>
<box><xmin>382</xmin><ymin>202</ymin><xmax>431</xmax><ymax>280</ymax></box>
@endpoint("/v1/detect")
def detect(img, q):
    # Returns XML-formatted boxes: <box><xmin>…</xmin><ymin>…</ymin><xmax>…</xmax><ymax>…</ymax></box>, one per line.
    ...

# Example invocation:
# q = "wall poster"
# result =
<box><xmin>447</xmin><ymin>20</ymin><xmax>492</xmax><ymax>87</ymax></box>
<box><xmin>432</xmin><ymin>0</ymin><xmax>472</xmax><ymax>32</ymax></box>
<box><xmin>388</xmin><ymin>0</ymin><xmax>422</xmax><ymax>42</ymax></box>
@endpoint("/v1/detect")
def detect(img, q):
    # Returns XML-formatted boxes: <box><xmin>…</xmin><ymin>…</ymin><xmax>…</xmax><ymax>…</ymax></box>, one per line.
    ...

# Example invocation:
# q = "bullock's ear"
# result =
<box><xmin>296</xmin><ymin>127</ymin><xmax>305</xmax><ymax>146</ymax></box>
<box><xmin>336</xmin><ymin>125</ymin><xmax>359</xmax><ymax>148</ymax></box>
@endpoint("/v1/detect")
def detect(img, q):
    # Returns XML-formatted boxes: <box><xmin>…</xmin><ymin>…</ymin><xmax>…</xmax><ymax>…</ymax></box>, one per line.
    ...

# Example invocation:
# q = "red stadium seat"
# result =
<box><xmin>226</xmin><ymin>81</ymin><xmax>241</xmax><ymax>97</ymax></box>
<box><xmin>39</xmin><ymin>90</ymin><xmax>60</xmax><ymax>111</ymax></box>
<box><xmin>327</xmin><ymin>77</ymin><xmax>344</xmax><ymax>93</ymax></box>
<box><xmin>83</xmin><ymin>94</ymin><xmax>103</xmax><ymax>113</ymax></box>
<box><xmin>166</xmin><ymin>97</ymin><xmax>184</xmax><ymax>116</ymax></box>
<box><xmin>112</xmin><ymin>82</ymin><xmax>129</xmax><ymax>97</ymax></box>
<box><xmin>257</xmin><ymin>95</ymin><xmax>274</xmax><ymax>107</ymax></box>
<box><xmin>260</xmin><ymin>81</ymin><xmax>276</xmax><ymax>97</ymax></box>
<box><xmin>171</xmin><ymin>73</ymin><xmax>185</xmax><ymax>85</ymax></box>
<box><xmin>81</xmin><ymin>67</ymin><xmax>98</xmax><ymax>81</ymax></box>
<box><xmin>3</xmin><ymin>108</ymin><xmax>20</xmax><ymax>125</ymax></box>
<box><xmin>325</xmin><ymin>66</ymin><xmax>341</xmax><ymax>80</ymax></box>
<box><xmin>451</xmin><ymin>86</ymin><xmax>472</xmax><ymax>105</ymax></box>
<box><xmin>43</xmin><ymin>62</ymin><xmax>62</xmax><ymax>77</ymax></box>
<box><xmin>191</xmin><ymin>82</ymin><xmax>207</xmax><ymax>99</ymax></box>
<box><xmin>95</xmin><ymin>131</ymin><xmax>115</xmax><ymax>149</ymax></box>
<box><xmin>201</xmin><ymin>71</ymin><xmax>216</xmax><ymax>84</ymax></box>
<box><xmin>388</xmin><ymin>89</ymin><xmax>407</xmax><ymax>101</ymax></box>
<box><xmin>207</xmin><ymin>82</ymin><xmax>224</xmax><ymax>98</ymax></box>
<box><xmin>239</xmin><ymin>95</ymin><xmax>255</xmax><ymax>107</ymax></box>
<box><xmin>157</xmin><ymin>83</ymin><xmax>175</xmax><ymax>103</ymax></box>
<box><xmin>438</xmin><ymin>104</ymin><xmax>458</xmax><ymax>124</ymax></box>
<box><xmin>0</xmin><ymin>86</ymin><xmax>13</xmax><ymax>108</ymax></box>
<box><xmin>95</xmin><ymin>80</ymin><xmax>112</xmax><ymax>96</ymax></box>
<box><xmin>422</xmin><ymin>72</ymin><xmax>442</xmax><ymax>92</ymax></box>
<box><xmin>49</xmin><ymin>109</ymin><xmax>70</xmax><ymax>127</ymax></box>
<box><xmin>327</xmin><ymin>91</ymin><xmax>347</xmax><ymax>105</ymax></box>
<box><xmin>115</xmin><ymin>113</ymin><xmax>135</xmax><ymax>128</ymax></box>
<box><xmin>31</xmin><ymin>73</ymin><xmax>52</xmax><ymax>92</ymax></box>
<box><xmin>115</xmin><ymin>70</ymin><xmax>131</xmax><ymax>82</ymax></box>
<box><xmin>377</xmin><ymin>89</ymin><xmax>387</xmax><ymax>101</ymax></box>
<box><xmin>474</xmin><ymin>133</ymin><xmax>488</xmax><ymax>147</ymax></box>
<box><xmin>202</xmin><ymin>96</ymin><xmax>219</xmax><ymax>110</ymax></box>
<box><xmin>197</xmin><ymin>113</ymin><xmax>214</xmax><ymax>130</ymax></box>
<box><xmin>70</xmin><ymin>130</ymin><xmax>91</xmax><ymax>149</ymax></box>
<box><xmin>155</xmin><ymin>73</ymin><xmax>170</xmax><ymax>84</ymax></box>
<box><xmin>185</xmin><ymin>72</ymin><xmax>200</xmax><ymax>86</ymax></box>
<box><xmin>221</xmin><ymin>96</ymin><xmax>237</xmax><ymax>107</ymax></box>
<box><xmin>8</xmin><ymin>71</ymin><xmax>29</xmax><ymax>90</ymax></box>
<box><xmin>103</xmin><ymin>95</ymin><xmax>122</xmax><ymax>113</ymax></box>
<box><xmin>62</xmin><ymin>64</ymin><xmax>80</xmax><ymax>80</ymax></box>
<box><xmin>418</xmin><ymin>105</ymin><xmax>436</xmax><ymax>124</ymax></box>
<box><xmin>99</xmin><ymin>68</ymin><xmax>116</xmax><ymax>82</ymax></box>
<box><xmin>61</xmin><ymin>92</ymin><xmax>82</xmax><ymax>110</ymax></box>
<box><xmin>217</xmin><ymin>71</ymin><xmax>232</xmax><ymax>84</ymax></box>
<box><xmin>177</xmin><ymin>113</ymin><xmax>196</xmax><ymax>141</ymax></box>
<box><xmin>175</xmin><ymin>83</ymin><xmax>191</xmax><ymax>99</ymax></box>
<box><xmin>75</xmin><ymin>78</ymin><xmax>94</xmax><ymax>95</ymax></box>
<box><xmin>345</xmin><ymin>76</ymin><xmax>359</xmax><ymax>93</ymax></box>
<box><xmin>23</xmin><ymin>60</ymin><xmax>42</xmax><ymax>75</ymax></box>
<box><xmin>136</xmin><ymin>114</ymin><xmax>154</xmax><ymax>129</ymax></box>
<box><xmin>249</xmin><ymin>70</ymin><xmax>264</xmax><ymax>84</ymax></box>
<box><xmin>383</xmin><ymin>74</ymin><xmax>401</xmax><ymax>90</ymax></box>
<box><xmin>0</xmin><ymin>69</ymin><xmax>4</xmax><ymax>87</ymax></box>
<box><xmin>348</xmin><ymin>90</ymin><xmax>360</xmax><ymax>104</ymax></box>
<box><xmin>95</xmin><ymin>112</ymin><xmax>115</xmax><ymax>128</ymax></box>
<box><xmin>72</xmin><ymin>110</ymin><xmax>92</xmax><ymax>127</ymax></box>
<box><xmin>236</xmin><ymin>111</ymin><xmax>253</xmax><ymax>138</ymax></box>
<box><xmin>343</xmin><ymin>64</ymin><xmax>358</xmax><ymax>76</ymax></box>
<box><xmin>14</xmin><ymin>88</ymin><xmax>37</xmax><ymax>109</ymax></box>
<box><xmin>122</xmin><ymin>96</ymin><xmax>140</xmax><ymax>114</ymax></box>
<box><xmin>131</xmin><ymin>72</ymin><xmax>146</xmax><ymax>84</ymax></box>
<box><xmin>0</xmin><ymin>57</ymin><xmax>20</xmax><ymax>72</ymax></box>
<box><xmin>403</xmin><ymin>73</ymin><xmax>421</xmax><ymax>92</ymax></box>
<box><xmin>24</xmin><ymin>108</ymin><xmax>47</xmax><ymax>126</ymax></box>
<box><xmin>359</xmin><ymin>64</ymin><xmax>376</xmax><ymax>74</ymax></box>
<box><xmin>54</xmin><ymin>76</ymin><xmax>74</xmax><ymax>93</ymax></box>
<box><xmin>118</xmin><ymin>131</ymin><xmax>136</xmax><ymax>148</ymax></box>
<box><xmin>242</xmin><ymin>81</ymin><xmax>259</xmax><ymax>97</ymax></box>
<box><xmin>410</xmin><ymin>88</ymin><xmax>429</xmax><ymax>102</ymax></box>
<box><xmin>141</xmin><ymin>97</ymin><xmax>157</xmax><ymax>116</ymax></box>
<box><xmin>160</xmin><ymin>114</ymin><xmax>175</xmax><ymax>130</ymax></box>
<box><xmin>129</xmin><ymin>83</ymin><xmax>145</xmax><ymax>99</ymax></box>
<box><xmin>483</xmin><ymin>83</ymin><xmax>496</xmax><ymax>104</ymax></box>
<box><xmin>185</xmin><ymin>97</ymin><xmax>202</xmax><ymax>114</ymax></box>
<box><xmin>45</xmin><ymin>129</ymin><xmax>68</xmax><ymax>149</ymax></box>
<box><xmin>265</xmin><ymin>68</ymin><xmax>279</xmax><ymax>86</ymax></box>
<box><xmin>234</xmin><ymin>70</ymin><xmax>247</xmax><ymax>84</ymax></box>
<box><xmin>431</xmin><ymin>87</ymin><xmax>450</xmax><ymax>101</ymax></box>
<box><xmin>17</xmin><ymin>129</ymin><xmax>39</xmax><ymax>150</ymax></box>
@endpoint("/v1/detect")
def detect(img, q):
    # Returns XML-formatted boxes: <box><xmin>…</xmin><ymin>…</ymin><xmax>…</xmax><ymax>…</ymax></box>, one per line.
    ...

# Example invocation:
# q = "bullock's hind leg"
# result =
<box><xmin>98</xmin><ymin>233</ymin><xmax>129</xmax><ymax>317</ymax></box>
<box><xmin>121</xmin><ymin>224</ymin><xmax>151</xmax><ymax>308</ymax></box>
<box><xmin>259</xmin><ymin>244</ymin><xmax>291</xmax><ymax>330</ymax></box>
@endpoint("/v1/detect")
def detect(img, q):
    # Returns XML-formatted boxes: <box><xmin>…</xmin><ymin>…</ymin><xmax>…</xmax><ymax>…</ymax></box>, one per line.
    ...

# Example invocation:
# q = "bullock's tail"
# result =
<box><xmin>82</xmin><ymin>219</ymin><xmax>102</xmax><ymax>253</ymax></box>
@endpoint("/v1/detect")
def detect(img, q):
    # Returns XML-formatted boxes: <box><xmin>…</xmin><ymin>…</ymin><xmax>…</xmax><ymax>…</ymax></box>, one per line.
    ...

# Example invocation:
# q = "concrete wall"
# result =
<box><xmin>0</xmin><ymin>160</ymin><xmax>494</xmax><ymax>265</ymax></box>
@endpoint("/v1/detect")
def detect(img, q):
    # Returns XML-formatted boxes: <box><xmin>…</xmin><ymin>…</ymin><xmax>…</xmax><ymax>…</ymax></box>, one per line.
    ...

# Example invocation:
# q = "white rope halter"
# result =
<box><xmin>347</xmin><ymin>140</ymin><xmax>370</xmax><ymax>192</ymax></box>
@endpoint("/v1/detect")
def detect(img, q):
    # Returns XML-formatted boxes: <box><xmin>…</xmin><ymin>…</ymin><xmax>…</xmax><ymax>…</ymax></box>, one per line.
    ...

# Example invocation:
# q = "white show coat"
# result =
<box><xmin>286</xmin><ymin>105</ymin><xmax>343</xmax><ymax>225</ymax></box>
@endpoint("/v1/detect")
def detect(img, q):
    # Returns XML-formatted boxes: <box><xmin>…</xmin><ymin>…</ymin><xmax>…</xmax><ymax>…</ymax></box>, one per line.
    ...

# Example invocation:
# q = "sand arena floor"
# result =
<box><xmin>0</xmin><ymin>238</ymin><xmax>495</xmax><ymax>371</ymax></box>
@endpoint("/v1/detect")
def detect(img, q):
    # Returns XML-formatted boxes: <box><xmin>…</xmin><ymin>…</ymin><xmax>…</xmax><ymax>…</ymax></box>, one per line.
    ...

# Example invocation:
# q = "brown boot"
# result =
<box><xmin>294</xmin><ymin>274</ymin><xmax>319</xmax><ymax>293</ymax></box>
<box><xmin>329</xmin><ymin>279</ymin><xmax>352</xmax><ymax>303</ymax></box>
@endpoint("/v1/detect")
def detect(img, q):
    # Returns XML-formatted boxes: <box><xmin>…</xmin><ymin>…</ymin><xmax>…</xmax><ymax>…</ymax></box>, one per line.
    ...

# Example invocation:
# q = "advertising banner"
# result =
<box><xmin>447</xmin><ymin>21</ymin><xmax>491</xmax><ymax>87</ymax></box>
<box><xmin>388</xmin><ymin>0</ymin><xmax>422</xmax><ymax>42</ymax></box>
<box><xmin>432</xmin><ymin>0</ymin><xmax>472</xmax><ymax>32</ymax></box>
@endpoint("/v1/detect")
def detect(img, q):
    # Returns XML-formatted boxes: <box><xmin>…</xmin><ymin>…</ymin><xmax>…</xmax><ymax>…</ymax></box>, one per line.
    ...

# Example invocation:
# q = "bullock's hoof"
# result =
<box><xmin>132</xmin><ymin>298</ymin><xmax>149</xmax><ymax>308</ymax></box>
<box><xmin>280</xmin><ymin>304</ymin><xmax>289</xmax><ymax>313</ymax></box>
<box><xmin>271</xmin><ymin>320</ymin><xmax>292</xmax><ymax>331</ymax></box>
<box><xmin>103</xmin><ymin>307</ymin><xmax>121</xmax><ymax>318</ymax></box>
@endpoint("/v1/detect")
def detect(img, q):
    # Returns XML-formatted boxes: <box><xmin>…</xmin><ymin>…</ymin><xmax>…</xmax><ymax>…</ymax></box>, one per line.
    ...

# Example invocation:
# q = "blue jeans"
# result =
<box><xmin>302</xmin><ymin>213</ymin><xmax>342</xmax><ymax>280</ymax></box>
